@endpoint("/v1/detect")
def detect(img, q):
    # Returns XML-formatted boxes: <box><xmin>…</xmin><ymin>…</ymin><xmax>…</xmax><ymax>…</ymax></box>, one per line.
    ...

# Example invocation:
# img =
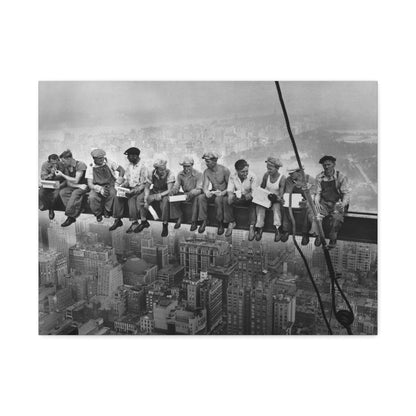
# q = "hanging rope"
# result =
<box><xmin>274</xmin><ymin>81</ymin><xmax>354</xmax><ymax>335</ymax></box>
<box><xmin>287</xmin><ymin>189</ymin><xmax>333</xmax><ymax>334</ymax></box>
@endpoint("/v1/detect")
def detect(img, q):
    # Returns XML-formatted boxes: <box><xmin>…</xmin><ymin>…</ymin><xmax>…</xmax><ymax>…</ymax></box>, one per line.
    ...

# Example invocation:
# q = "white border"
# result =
<box><xmin>2</xmin><ymin>1</ymin><xmax>415</xmax><ymax>415</ymax></box>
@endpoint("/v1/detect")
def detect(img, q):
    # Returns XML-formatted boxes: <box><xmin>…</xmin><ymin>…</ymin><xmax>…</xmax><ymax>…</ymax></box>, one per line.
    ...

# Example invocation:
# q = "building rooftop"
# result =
<box><xmin>122</xmin><ymin>257</ymin><xmax>152</xmax><ymax>274</ymax></box>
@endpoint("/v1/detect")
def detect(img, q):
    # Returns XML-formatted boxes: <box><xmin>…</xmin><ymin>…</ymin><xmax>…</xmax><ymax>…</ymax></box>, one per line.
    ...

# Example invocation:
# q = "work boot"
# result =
<box><xmin>134</xmin><ymin>220</ymin><xmax>150</xmax><ymax>233</ymax></box>
<box><xmin>274</xmin><ymin>227</ymin><xmax>282</xmax><ymax>242</ymax></box>
<box><xmin>255</xmin><ymin>227</ymin><xmax>263</xmax><ymax>241</ymax></box>
<box><xmin>161</xmin><ymin>223</ymin><xmax>169</xmax><ymax>237</ymax></box>
<box><xmin>198</xmin><ymin>220</ymin><xmax>207</xmax><ymax>234</ymax></box>
<box><xmin>217</xmin><ymin>223</ymin><xmax>225</xmax><ymax>235</ymax></box>
<box><xmin>280</xmin><ymin>230</ymin><xmax>290</xmax><ymax>242</ymax></box>
<box><xmin>109</xmin><ymin>219</ymin><xmax>123</xmax><ymax>231</ymax></box>
<box><xmin>225</xmin><ymin>221</ymin><xmax>236</xmax><ymax>237</ymax></box>
<box><xmin>104</xmin><ymin>210</ymin><xmax>111</xmax><ymax>218</ymax></box>
<box><xmin>248</xmin><ymin>225</ymin><xmax>255</xmax><ymax>241</ymax></box>
<box><xmin>61</xmin><ymin>217</ymin><xmax>76</xmax><ymax>227</ymax></box>
<box><xmin>328</xmin><ymin>239</ymin><xmax>337</xmax><ymax>249</ymax></box>
<box><xmin>174</xmin><ymin>216</ymin><xmax>182</xmax><ymax>229</ymax></box>
<box><xmin>126</xmin><ymin>222</ymin><xmax>139</xmax><ymax>234</ymax></box>
<box><xmin>314</xmin><ymin>236</ymin><xmax>322</xmax><ymax>247</ymax></box>
<box><xmin>96</xmin><ymin>214</ymin><xmax>103</xmax><ymax>223</ymax></box>
<box><xmin>301</xmin><ymin>234</ymin><xmax>310</xmax><ymax>246</ymax></box>
<box><xmin>190</xmin><ymin>222</ymin><xmax>198</xmax><ymax>232</ymax></box>
<box><xmin>49</xmin><ymin>209</ymin><xmax>55</xmax><ymax>220</ymax></box>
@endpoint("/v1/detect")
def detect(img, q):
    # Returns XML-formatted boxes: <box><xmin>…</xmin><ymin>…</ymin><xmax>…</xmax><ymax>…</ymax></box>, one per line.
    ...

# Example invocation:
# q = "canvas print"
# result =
<box><xmin>38</xmin><ymin>81</ymin><xmax>377</xmax><ymax>335</ymax></box>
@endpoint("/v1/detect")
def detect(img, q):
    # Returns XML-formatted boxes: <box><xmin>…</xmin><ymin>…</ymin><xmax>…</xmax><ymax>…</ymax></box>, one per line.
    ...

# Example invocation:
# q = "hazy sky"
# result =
<box><xmin>39</xmin><ymin>81</ymin><xmax>377</xmax><ymax>130</ymax></box>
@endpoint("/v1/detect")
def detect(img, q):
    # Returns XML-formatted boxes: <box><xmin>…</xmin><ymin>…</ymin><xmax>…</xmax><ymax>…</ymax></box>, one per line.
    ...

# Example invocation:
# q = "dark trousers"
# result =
<box><xmin>39</xmin><ymin>188</ymin><xmax>60</xmax><ymax>211</ymax></box>
<box><xmin>197</xmin><ymin>194</ymin><xmax>233</xmax><ymax>223</ymax></box>
<box><xmin>59</xmin><ymin>187</ymin><xmax>88</xmax><ymax>218</ymax></box>
<box><xmin>147</xmin><ymin>194</ymin><xmax>170</xmax><ymax>222</ymax></box>
<box><xmin>281</xmin><ymin>206</ymin><xmax>312</xmax><ymax>235</ymax></box>
<box><xmin>88</xmin><ymin>187</ymin><xmax>116</xmax><ymax>217</ymax></box>
<box><xmin>316</xmin><ymin>200</ymin><xmax>347</xmax><ymax>240</ymax></box>
<box><xmin>114</xmin><ymin>192</ymin><xmax>146</xmax><ymax>221</ymax></box>
<box><xmin>170</xmin><ymin>192</ymin><xmax>199</xmax><ymax>222</ymax></box>
<box><xmin>224</xmin><ymin>198</ymin><xmax>256</xmax><ymax>226</ymax></box>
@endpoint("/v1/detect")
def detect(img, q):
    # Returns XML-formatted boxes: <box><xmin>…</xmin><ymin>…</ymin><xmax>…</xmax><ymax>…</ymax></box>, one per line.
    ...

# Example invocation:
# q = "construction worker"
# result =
<box><xmin>169</xmin><ymin>156</ymin><xmax>202</xmax><ymax>231</ymax></box>
<box><xmin>196</xmin><ymin>152</ymin><xmax>232</xmax><ymax>235</ymax></box>
<box><xmin>55</xmin><ymin>150</ymin><xmax>88</xmax><ymax>227</ymax></box>
<box><xmin>111</xmin><ymin>147</ymin><xmax>149</xmax><ymax>233</ymax></box>
<box><xmin>85</xmin><ymin>148</ymin><xmax>125</xmax><ymax>223</ymax></box>
<box><xmin>280</xmin><ymin>166</ymin><xmax>316</xmax><ymax>245</ymax></box>
<box><xmin>254</xmin><ymin>157</ymin><xmax>286</xmax><ymax>242</ymax></box>
<box><xmin>137</xmin><ymin>158</ymin><xmax>175</xmax><ymax>237</ymax></box>
<box><xmin>314</xmin><ymin>155</ymin><xmax>351</xmax><ymax>249</ymax></box>
<box><xmin>226</xmin><ymin>159</ymin><xmax>257</xmax><ymax>240</ymax></box>
<box><xmin>39</xmin><ymin>154</ymin><xmax>66</xmax><ymax>220</ymax></box>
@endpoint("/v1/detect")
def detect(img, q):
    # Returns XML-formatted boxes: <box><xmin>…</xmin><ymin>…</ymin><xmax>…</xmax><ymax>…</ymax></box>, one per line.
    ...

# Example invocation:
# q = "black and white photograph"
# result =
<box><xmin>38</xmin><ymin>81</ymin><xmax>377</xmax><ymax>335</ymax></box>
<box><xmin>3</xmin><ymin>1</ymin><xmax>416</xmax><ymax>415</ymax></box>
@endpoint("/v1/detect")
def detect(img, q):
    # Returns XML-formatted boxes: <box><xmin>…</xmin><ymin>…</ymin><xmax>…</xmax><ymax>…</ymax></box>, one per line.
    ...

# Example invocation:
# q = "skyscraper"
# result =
<box><xmin>179</xmin><ymin>237</ymin><xmax>232</xmax><ymax>278</ymax></box>
<box><xmin>250</xmin><ymin>279</ymin><xmax>274</xmax><ymax>335</ymax></box>
<box><xmin>273</xmin><ymin>294</ymin><xmax>296</xmax><ymax>335</ymax></box>
<box><xmin>47</xmin><ymin>221</ymin><xmax>76</xmax><ymax>261</ymax></box>
<box><xmin>69</xmin><ymin>243</ymin><xmax>117</xmax><ymax>274</ymax></box>
<box><xmin>199</xmin><ymin>275</ymin><xmax>223</xmax><ymax>332</ymax></box>
<box><xmin>39</xmin><ymin>249</ymin><xmax>68</xmax><ymax>287</ymax></box>
<box><xmin>97</xmin><ymin>263</ymin><xmax>123</xmax><ymax>298</ymax></box>
<box><xmin>227</xmin><ymin>281</ymin><xmax>247</xmax><ymax>335</ymax></box>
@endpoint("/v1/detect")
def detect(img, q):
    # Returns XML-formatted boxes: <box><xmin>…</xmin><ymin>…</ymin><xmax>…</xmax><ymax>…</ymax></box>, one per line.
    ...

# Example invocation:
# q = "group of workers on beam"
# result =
<box><xmin>39</xmin><ymin>147</ymin><xmax>350</xmax><ymax>248</ymax></box>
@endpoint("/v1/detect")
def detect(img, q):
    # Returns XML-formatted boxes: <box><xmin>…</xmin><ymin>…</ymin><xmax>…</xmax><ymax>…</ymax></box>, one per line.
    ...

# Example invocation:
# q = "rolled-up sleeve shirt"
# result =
<box><xmin>315</xmin><ymin>170</ymin><xmax>351</xmax><ymax>205</ymax></box>
<box><xmin>124</xmin><ymin>161</ymin><xmax>149</xmax><ymax>188</ymax></box>
<box><xmin>202</xmin><ymin>164</ymin><xmax>230</xmax><ymax>192</ymax></box>
<box><xmin>85</xmin><ymin>159</ymin><xmax>119</xmax><ymax>180</ymax></box>
<box><xmin>172</xmin><ymin>168</ymin><xmax>202</xmax><ymax>193</ymax></box>
<box><xmin>40</xmin><ymin>161</ymin><xmax>56</xmax><ymax>180</ymax></box>
<box><xmin>40</xmin><ymin>161</ymin><xmax>66</xmax><ymax>181</ymax></box>
<box><xmin>227</xmin><ymin>171</ymin><xmax>257</xmax><ymax>196</ymax></box>
<box><xmin>148</xmin><ymin>169</ymin><xmax>176</xmax><ymax>187</ymax></box>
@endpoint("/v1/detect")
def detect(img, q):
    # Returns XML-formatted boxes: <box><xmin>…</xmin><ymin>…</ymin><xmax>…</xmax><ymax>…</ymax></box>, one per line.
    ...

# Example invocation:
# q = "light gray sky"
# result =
<box><xmin>39</xmin><ymin>81</ymin><xmax>377</xmax><ymax>130</ymax></box>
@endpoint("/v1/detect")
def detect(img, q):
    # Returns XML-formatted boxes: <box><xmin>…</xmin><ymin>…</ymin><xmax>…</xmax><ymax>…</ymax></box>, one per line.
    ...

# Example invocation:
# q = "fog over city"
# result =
<box><xmin>39</xmin><ymin>81</ymin><xmax>378</xmax><ymax>212</ymax></box>
<box><xmin>39</xmin><ymin>81</ymin><xmax>377</xmax><ymax>130</ymax></box>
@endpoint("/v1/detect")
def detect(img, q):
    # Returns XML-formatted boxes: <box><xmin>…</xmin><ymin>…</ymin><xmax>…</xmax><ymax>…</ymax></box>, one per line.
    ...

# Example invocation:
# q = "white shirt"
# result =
<box><xmin>227</xmin><ymin>171</ymin><xmax>257</xmax><ymax>195</ymax></box>
<box><xmin>123</xmin><ymin>160</ymin><xmax>149</xmax><ymax>188</ymax></box>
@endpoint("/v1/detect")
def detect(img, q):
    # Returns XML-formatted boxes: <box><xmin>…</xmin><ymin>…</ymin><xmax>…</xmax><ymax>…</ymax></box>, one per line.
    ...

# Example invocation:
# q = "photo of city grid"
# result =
<box><xmin>38</xmin><ymin>81</ymin><xmax>377</xmax><ymax>335</ymax></box>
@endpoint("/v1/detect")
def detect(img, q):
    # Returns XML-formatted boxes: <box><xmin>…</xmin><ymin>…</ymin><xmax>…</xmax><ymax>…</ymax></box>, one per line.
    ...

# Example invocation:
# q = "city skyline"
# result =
<box><xmin>38</xmin><ymin>81</ymin><xmax>378</xmax><ymax>336</ymax></box>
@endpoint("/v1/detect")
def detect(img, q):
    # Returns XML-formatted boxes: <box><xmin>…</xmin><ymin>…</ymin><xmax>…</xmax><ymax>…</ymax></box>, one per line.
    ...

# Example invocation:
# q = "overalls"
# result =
<box><xmin>318</xmin><ymin>173</ymin><xmax>347</xmax><ymax>240</ymax></box>
<box><xmin>88</xmin><ymin>164</ymin><xmax>116</xmax><ymax>217</ymax></box>
<box><xmin>147</xmin><ymin>169</ymin><xmax>170</xmax><ymax>222</ymax></box>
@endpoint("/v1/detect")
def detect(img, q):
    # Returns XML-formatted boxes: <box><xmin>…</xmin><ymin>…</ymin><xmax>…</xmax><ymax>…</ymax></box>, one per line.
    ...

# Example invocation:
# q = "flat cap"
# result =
<box><xmin>319</xmin><ymin>155</ymin><xmax>336</xmax><ymax>164</ymax></box>
<box><xmin>265</xmin><ymin>156</ymin><xmax>283</xmax><ymax>168</ymax></box>
<box><xmin>91</xmin><ymin>148</ymin><xmax>106</xmax><ymax>158</ymax></box>
<box><xmin>153</xmin><ymin>158</ymin><xmax>167</xmax><ymax>168</ymax></box>
<box><xmin>287</xmin><ymin>165</ymin><xmax>304</xmax><ymax>174</ymax></box>
<box><xmin>179</xmin><ymin>156</ymin><xmax>194</xmax><ymax>166</ymax></box>
<box><xmin>202</xmin><ymin>151</ymin><xmax>220</xmax><ymax>160</ymax></box>
<box><xmin>124</xmin><ymin>147</ymin><xmax>141</xmax><ymax>156</ymax></box>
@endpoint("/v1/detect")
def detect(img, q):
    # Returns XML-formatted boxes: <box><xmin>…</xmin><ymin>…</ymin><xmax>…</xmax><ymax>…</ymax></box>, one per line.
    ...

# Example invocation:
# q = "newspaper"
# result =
<box><xmin>252</xmin><ymin>187</ymin><xmax>272</xmax><ymax>208</ymax></box>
